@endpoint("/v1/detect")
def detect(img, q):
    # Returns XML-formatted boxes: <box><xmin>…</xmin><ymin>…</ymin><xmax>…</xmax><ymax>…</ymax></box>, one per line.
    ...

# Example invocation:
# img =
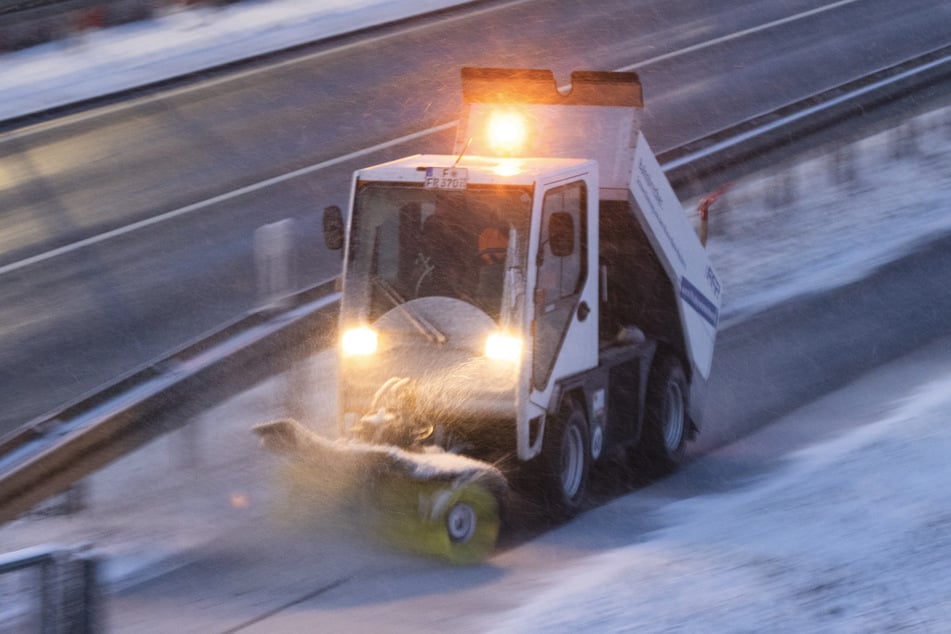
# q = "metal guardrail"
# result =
<box><xmin>0</xmin><ymin>279</ymin><xmax>340</xmax><ymax>523</ymax></box>
<box><xmin>0</xmin><ymin>1</ymin><xmax>236</xmax><ymax>51</ymax></box>
<box><xmin>0</xmin><ymin>544</ymin><xmax>99</xmax><ymax>633</ymax></box>
<box><xmin>660</xmin><ymin>45</ymin><xmax>951</xmax><ymax>198</ymax></box>
<box><xmin>0</xmin><ymin>46</ymin><xmax>948</xmax><ymax>525</ymax></box>
<box><xmin>0</xmin><ymin>1</ymin><xmax>79</xmax><ymax>14</ymax></box>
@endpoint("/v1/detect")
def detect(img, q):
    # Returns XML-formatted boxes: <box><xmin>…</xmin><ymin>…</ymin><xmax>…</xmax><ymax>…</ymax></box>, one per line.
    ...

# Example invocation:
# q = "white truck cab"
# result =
<box><xmin>325</xmin><ymin>68</ymin><xmax>721</xmax><ymax>515</ymax></box>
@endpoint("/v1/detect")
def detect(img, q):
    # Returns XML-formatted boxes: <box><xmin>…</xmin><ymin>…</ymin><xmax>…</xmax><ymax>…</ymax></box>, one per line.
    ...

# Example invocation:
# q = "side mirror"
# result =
<box><xmin>323</xmin><ymin>205</ymin><xmax>344</xmax><ymax>251</ymax></box>
<box><xmin>548</xmin><ymin>212</ymin><xmax>574</xmax><ymax>257</ymax></box>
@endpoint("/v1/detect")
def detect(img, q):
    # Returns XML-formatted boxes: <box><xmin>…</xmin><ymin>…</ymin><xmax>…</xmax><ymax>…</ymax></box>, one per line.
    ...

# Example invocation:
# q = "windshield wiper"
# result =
<box><xmin>372</xmin><ymin>277</ymin><xmax>447</xmax><ymax>345</ymax></box>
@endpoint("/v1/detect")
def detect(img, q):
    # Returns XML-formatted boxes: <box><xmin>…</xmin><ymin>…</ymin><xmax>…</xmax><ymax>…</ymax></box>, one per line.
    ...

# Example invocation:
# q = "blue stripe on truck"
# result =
<box><xmin>680</xmin><ymin>277</ymin><xmax>719</xmax><ymax>327</ymax></box>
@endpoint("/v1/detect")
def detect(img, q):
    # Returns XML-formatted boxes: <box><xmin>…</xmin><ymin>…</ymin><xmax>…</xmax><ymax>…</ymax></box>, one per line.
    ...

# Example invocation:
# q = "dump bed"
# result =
<box><xmin>626</xmin><ymin>133</ymin><xmax>721</xmax><ymax>380</ymax></box>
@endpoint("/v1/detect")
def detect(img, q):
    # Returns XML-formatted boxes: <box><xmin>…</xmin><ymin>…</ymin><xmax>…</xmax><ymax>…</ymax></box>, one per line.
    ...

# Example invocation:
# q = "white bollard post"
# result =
<box><xmin>254</xmin><ymin>219</ymin><xmax>295</xmax><ymax>312</ymax></box>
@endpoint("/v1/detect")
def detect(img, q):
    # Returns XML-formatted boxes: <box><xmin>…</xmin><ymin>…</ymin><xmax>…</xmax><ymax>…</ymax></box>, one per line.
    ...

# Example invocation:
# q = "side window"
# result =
<box><xmin>533</xmin><ymin>181</ymin><xmax>587</xmax><ymax>390</ymax></box>
<box><xmin>537</xmin><ymin>183</ymin><xmax>584</xmax><ymax>305</ymax></box>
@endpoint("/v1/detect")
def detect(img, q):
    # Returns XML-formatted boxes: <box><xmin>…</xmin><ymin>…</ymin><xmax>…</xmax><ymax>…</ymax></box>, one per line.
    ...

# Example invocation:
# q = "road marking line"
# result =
<box><xmin>0</xmin><ymin>0</ymin><xmax>535</xmax><ymax>141</ymax></box>
<box><xmin>0</xmin><ymin>0</ymin><xmax>860</xmax><ymax>141</ymax></box>
<box><xmin>0</xmin><ymin>0</ymin><xmax>865</xmax><ymax>276</ymax></box>
<box><xmin>0</xmin><ymin>123</ymin><xmax>454</xmax><ymax>277</ymax></box>
<box><xmin>617</xmin><ymin>0</ymin><xmax>863</xmax><ymax>72</ymax></box>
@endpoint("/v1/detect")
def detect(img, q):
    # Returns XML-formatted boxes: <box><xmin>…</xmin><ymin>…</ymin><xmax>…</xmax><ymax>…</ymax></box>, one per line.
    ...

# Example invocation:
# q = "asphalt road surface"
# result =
<box><xmin>1</xmin><ymin>0</ymin><xmax>949</xmax><ymax>436</ymax></box>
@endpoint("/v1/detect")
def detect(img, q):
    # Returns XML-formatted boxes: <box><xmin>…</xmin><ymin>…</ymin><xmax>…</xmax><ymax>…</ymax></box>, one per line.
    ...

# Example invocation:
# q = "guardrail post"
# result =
<box><xmin>765</xmin><ymin>169</ymin><xmax>797</xmax><ymax>208</ymax></box>
<box><xmin>829</xmin><ymin>145</ymin><xmax>857</xmax><ymax>188</ymax></box>
<box><xmin>63</xmin><ymin>554</ymin><xmax>100</xmax><ymax>634</ymax></box>
<box><xmin>889</xmin><ymin>121</ymin><xmax>919</xmax><ymax>159</ymax></box>
<box><xmin>65</xmin><ymin>482</ymin><xmax>87</xmax><ymax>515</ymax></box>
<box><xmin>2</xmin><ymin>546</ymin><xmax>99</xmax><ymax>633</ymax></box>
<box><xmin>32</xmin><ymin>482</ymin><xmax>88</xmax><ymax>517</ymax></box>
<box><xmin>176</xmin><ymin>415</ymin><xmax>203</xmax><ymax>470</ymax></box>
<box><xmin>43</xmin><ymin>550</ymin><xmax>100</xmax><ymax>634</ymax></box>
<box><xmin>284</xmin><ymin>358</ymin><xmax>311</xmax><ymax>423</ymax></box>
<box><xmin>39</xmin><ymin>554</ymin><xmax>59</xmax><ymax>633</ymax></box>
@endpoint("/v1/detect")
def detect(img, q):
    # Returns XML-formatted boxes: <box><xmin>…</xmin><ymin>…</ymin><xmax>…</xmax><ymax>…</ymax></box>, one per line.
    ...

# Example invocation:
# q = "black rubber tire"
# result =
<box><xmin>638</xmin><ymin>355</ymin><xmax>689</xmax><ymax>476</ymax></box>
<box><xmin>540</xmin><ymin>402</ymin><xmax>590</xmax><ymax>519</ymax></box>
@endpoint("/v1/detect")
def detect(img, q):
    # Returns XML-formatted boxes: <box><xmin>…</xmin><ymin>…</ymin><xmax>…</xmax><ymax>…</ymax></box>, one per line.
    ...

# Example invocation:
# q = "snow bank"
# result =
<box><xmin>693</xmin><ymin>106</ymin><xmax>951</xmax><ymax>325</ymax></box>
<box><xmin>0</xmin><ymin>0</ymin><xmax>472</xmax><ymax>121</ymax></box>
<box><xmin>486</xmin><ymin>348</ymin><xmax>951</xmax><ymax>632</ymax></box>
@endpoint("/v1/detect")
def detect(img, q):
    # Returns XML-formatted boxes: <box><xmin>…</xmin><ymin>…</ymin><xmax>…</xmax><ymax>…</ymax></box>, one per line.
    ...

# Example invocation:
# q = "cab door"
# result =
<box><xmin>527</xmin><ymin>175</ymin><xmax>599</xmax><ymax>413</ymax></box>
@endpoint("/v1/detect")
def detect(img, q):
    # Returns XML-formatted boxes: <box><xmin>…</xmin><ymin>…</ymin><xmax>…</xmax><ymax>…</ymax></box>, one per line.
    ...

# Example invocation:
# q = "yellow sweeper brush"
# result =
<box><xmin>253</xmin><ymin>418</ymin><xmax>506</xmax><ymax>564</ymax></box>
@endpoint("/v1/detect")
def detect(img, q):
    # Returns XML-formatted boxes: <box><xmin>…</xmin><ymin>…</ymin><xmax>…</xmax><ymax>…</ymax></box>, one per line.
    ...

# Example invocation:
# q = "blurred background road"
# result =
<box><xmin>2</xmin><ymin>0</ymin><xmax>948</xmax><ymax>436</ymax></box>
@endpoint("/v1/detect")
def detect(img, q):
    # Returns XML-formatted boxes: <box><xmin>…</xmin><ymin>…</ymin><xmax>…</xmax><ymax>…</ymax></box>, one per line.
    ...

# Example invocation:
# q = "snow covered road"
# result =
<box><xmin>7</xmin><ymin>319</ymin><xmax>949</xmax><ymax>632</ymax></box>
<box><xmin>2</xmin><ymin>102</ymin><xmax>950</xmax><ymax>631</ymax></box>
<box><xmin>1</xmin><ymin>1</ymin><xmax>950</xmax><ymax>630</ymax></box>
<box><xmin>481</xmin><ymin>335</ymin><xmax>951</xmax><ymax>633</ymax></box>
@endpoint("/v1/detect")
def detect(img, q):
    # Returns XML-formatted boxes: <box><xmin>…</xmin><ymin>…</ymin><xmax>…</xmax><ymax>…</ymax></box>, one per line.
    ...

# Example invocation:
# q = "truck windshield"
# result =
<box><xmin>343</xmin><ymin>182</ymin><xmax>532</xmax><ymax>324</ymax></box>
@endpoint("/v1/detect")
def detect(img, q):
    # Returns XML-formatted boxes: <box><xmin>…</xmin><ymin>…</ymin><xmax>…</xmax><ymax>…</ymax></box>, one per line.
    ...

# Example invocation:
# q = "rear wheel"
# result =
<box><xmin>540</xmin><ymin>402</ymin><xmax>590</xmax><ymax>518</ymax></box>
<box><xmin>638</xmin><ymin>355</ymin><xmax>688</xmax><ymax>476</ymax></box>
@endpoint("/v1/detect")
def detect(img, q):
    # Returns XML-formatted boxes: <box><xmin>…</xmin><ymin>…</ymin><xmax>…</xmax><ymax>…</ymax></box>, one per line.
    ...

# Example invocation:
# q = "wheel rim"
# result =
<box><xmin>560</xmin><ymin>424</ymin><xmax>585</xmax><ymax>500</ymax></box>
<box><xmin>662</xmin><ymin>381</ymin><xmax>685</xmax><ymax>453</ymax></box>
<box><xmin>446</xmin><ymin>502</ymin><xmax>477</xmax><ymax>544</ymax></box>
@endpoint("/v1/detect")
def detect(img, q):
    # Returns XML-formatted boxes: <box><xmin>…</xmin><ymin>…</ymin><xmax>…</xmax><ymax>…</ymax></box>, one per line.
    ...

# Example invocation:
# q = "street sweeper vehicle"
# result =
<box><xmin>255</xmin><ymin>67</ymin><xmax>721</xmax><ymax>563</ymax></box>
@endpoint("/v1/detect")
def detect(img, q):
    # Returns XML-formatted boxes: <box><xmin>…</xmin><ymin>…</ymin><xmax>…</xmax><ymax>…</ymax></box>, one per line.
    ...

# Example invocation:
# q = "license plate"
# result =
<box><xmin>424</xmin><ymin>167</ymin><xmax>468</xmax><ymax>190</ymax></box>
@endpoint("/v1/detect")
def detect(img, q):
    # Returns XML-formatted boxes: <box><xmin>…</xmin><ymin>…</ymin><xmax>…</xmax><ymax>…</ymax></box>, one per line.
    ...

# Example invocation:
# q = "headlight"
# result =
<box><xmin>341</xmin><ymin>326</ymin><xmax>378</xmax><ymax>356</ymax></box>
<box><xmin>485</xmin><ymin>332</ymin><xmax>522</xmax><ymax>362</ymax></box>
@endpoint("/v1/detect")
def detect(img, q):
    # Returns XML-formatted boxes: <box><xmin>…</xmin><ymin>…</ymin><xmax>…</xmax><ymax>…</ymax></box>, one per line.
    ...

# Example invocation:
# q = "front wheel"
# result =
<box><xmin>375</xmin><ymin>476</ymin><xmax>502</xmax><ymax>565</ymax></box>
<box><xmin>638</xmin><ymin>355</ymin><xmax>688</xmax><ymax>476</ymax></box>
<box><xmin>540</xmin><ymin>402</ymin><xmax>590</xmax><ymax>519</ymax></box>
